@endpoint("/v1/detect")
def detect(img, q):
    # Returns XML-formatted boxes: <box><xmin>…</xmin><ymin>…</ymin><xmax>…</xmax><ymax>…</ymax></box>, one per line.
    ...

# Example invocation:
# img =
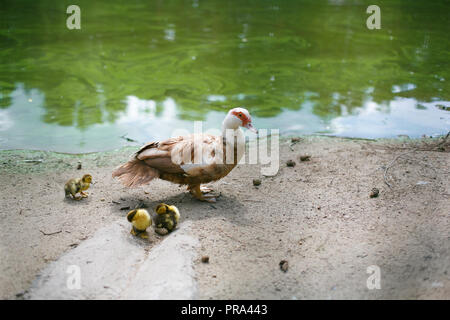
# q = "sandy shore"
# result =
<box><xmin>0</xmin><ymin>135</ymin><xmax>449</xmax><ymax>299</ymax></box>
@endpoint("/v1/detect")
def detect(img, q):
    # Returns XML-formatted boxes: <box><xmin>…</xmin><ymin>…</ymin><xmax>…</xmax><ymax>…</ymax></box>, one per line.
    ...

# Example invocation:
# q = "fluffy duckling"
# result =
<box><xmin>64</xmin><ymin>174</ymin><xmax>92</xmax><ymax>200</ymax></box>
<box><xmin>153</xmin><ymin>203</ymin><xmax>180</xmax><ymax>236</ymax></box>
<box><xmin>127</xmin><ymin>209</ymin><xmax>152</xmax><ymax>239</ymax></box>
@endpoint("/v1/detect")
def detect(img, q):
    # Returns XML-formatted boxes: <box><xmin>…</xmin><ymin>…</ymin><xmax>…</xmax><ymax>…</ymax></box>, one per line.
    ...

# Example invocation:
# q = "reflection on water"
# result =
<box><xmin>0</xmin><ymin>0</ymin><xmax>449</xmax><ymax>152</ymax></box>
<box><xmin>331</xmin><ymin>99</ymin><xmax>449</xmax><ymax>138</ymax></box>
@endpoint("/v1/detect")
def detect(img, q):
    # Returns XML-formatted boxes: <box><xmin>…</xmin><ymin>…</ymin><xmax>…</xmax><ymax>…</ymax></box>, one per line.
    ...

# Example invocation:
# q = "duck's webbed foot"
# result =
<box><xmin>131</xmin><ymin>227</ymin><xmax>148</xmax><ymax>239</ymax></box>
<box><xmin>200</xmin><ymin>186</ymin><xmax>213</xmax><ymax>193</ymax></box>
<box><xmin>155</xmin><ymin>227</ymin><xmax>169</xmax><ymax>236</ymax></box>
<box><xmin>188</xmin><ymin>184</ymin><xmax>216</xmax><ymax>203</ymax></box>
<box><xmin>138</xmin><ymin>232</ymin><xmax>149</xmax><ymax>239</ymax></box>
<box><xmin>80</xmin><ymin>191</ymin><xmax>88</xmax><ymax>198</ymax></box>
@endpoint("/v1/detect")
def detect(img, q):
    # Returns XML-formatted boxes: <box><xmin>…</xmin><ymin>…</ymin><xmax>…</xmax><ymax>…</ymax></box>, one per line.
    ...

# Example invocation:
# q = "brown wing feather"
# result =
<box><xmin>137</xmin><ymin>136</ymin><xmax>185</xmax><ymax>173</ymax></box>
<box><xmin>112</xmin><ymin>137</ymin><xmax>186</xmax><ymax>187</ymax></box>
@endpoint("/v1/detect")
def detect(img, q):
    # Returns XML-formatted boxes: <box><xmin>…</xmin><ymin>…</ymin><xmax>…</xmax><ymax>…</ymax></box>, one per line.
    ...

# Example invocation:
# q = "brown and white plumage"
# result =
<box><xmin>112</xmin><ymin>108</ymin><xmax>257</xmax><ymax>202</ymax></box>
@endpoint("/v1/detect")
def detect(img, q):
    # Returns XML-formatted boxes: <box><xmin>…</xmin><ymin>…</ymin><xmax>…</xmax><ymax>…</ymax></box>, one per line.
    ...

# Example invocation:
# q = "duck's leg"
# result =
<box><xmin>80</xmin><ymin>191</ymin><xmax>88</xmax><ymax>198</ymax></box>
<box><xmin>188</xmin><ymin>184</ymin><xmax>216</xmax><ymax>203</ymax></box>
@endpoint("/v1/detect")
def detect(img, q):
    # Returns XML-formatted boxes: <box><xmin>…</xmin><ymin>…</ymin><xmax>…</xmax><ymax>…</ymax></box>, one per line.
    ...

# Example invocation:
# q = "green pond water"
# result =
<box><xmin>0</xmin><ymin>0</ymin><xmax>449</xmax><ymax>153</ymax></box>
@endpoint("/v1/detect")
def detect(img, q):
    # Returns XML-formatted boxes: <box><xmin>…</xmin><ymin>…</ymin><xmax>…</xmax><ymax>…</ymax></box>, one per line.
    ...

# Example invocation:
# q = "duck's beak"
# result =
<box><xmin>245</xmin><ymin>122</ymin><xmax>258</xmax><ymax>134</ymax></box>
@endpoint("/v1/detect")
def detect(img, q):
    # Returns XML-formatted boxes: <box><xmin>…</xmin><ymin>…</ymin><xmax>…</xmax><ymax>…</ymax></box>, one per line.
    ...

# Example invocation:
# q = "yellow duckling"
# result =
<box><xmin>127</xmin><ymin>209</ymin><xmax>152</xmax><ymax>239</ymax></box>
<box><xmin>64</xmin><ymin>174</ymin><xmax>92</xmax><ymax>200</ymax></box>
<box><xmin>153</xmin><ymin>203</ymin><xmax>180</xmax><ymax>236</ymax></box>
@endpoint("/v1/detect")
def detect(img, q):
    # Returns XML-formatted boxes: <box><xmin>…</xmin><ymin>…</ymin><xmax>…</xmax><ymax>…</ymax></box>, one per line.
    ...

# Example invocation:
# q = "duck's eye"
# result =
<box><xmin>238</xmin><ymin>114</ymin><xmax>243</xmax><ymax>118</ymax></box>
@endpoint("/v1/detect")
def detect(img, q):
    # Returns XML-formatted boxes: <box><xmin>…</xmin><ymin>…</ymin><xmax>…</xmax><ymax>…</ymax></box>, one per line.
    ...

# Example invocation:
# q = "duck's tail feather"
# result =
<box><xmin>112</xmin><ymin>158</ymin><xmax>159</xmax><ymax>187</ymax></box>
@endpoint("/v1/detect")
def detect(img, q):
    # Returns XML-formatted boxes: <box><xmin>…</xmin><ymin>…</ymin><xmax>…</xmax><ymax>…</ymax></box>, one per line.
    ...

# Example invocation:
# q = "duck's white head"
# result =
<box><xmin>222</xmin><ymin>107</ymin><xmax>258</xmax><ymax>133</ymax></box>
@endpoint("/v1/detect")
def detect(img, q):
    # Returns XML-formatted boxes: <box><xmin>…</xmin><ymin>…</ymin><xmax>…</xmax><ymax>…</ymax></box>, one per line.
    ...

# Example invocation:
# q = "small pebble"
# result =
<box><xmin>77</xmin><ymin>162</ymin><xmax>82</xmax><ymax>170</ymax></box>
<box><xmin>286</xmin><ymin>160</ymin><xmax>296</xmax><ymax>167</ymax></box>
<box><xmin>253</xmin><ymin>179</ymin><xmax>261</xmax><ymax>186</ymax></box>
<box><xmin>201</xmin><ymin>256</ymin><xmax>210</xmax><ymax>263</ymax></box>
<box><xmin>279</xmin><ymin>260</ymin><xmax>289</xmax><ymax>272</ymax></box>
<box><xmin>299</xmin><ymin>155</ymin><xmax>311</xmax><ymax>161</ymax></box>
<box><xmin>369</xmin><ymin>188</ymin><xmax>379</xmax><ymax>198</ymax></box>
